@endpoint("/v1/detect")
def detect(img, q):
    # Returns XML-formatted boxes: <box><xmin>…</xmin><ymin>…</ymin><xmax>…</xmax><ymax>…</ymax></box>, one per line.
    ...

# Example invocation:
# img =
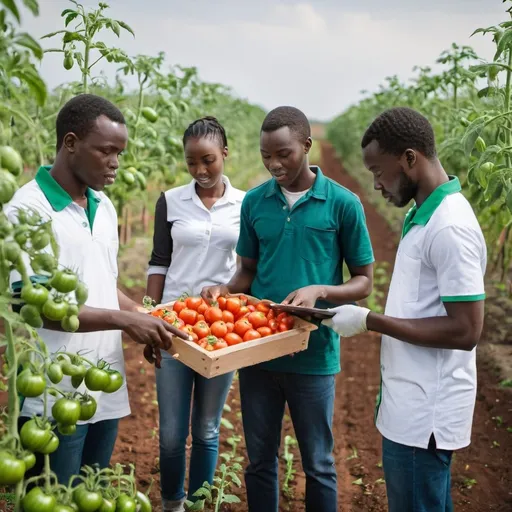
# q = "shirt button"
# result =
<box><xmin>82</xmin><ymin>222</ymin><xmax>88</xmax><ymax>228</ymax></box>
<box><xmin>287</xmin><ymin>217</ymin><xmax>291</xmax><ymax>222</ymax></box>
<box><xmin>282</xmin><ymin>205</ymin><xmax>287</xmax><ymax>210</ymax></box>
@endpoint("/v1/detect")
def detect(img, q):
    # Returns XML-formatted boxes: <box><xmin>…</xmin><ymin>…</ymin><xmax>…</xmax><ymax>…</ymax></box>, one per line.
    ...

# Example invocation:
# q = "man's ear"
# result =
<box><xmin>63</xmin><ymin>132</ymin><xmax>79</xmax><ymax>153</ymax></box>
<box><xmin>400</xmin><ymin>148</ymin><xmax>417</xmax><ymax>177</ymax></box>
<box><xmin>304</xmin><ymin>137</ymin><xmax>313</xmax><ymax>154</ymax></box>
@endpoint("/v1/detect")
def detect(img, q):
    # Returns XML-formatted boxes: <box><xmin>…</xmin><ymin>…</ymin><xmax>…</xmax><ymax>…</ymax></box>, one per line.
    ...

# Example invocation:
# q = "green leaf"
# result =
<box><xmin>13</xmin><ymin>32</ymin><xmax>43</xmax><ymax>60</ymax></box>
<box><xmin>65</xmin><ymin>12</ymin><xmax>79</xmax><ymax>26</ymax></box>
<box><xmin>500</xmin><ymin>378</ymin><xmax>512</xmax><ymax>388</ymax></box>
<box><xmin>61</xmin><ymin>8</ymin><xmax>75</xmax><ymax>16</ymax></box>
<box><xmin>228</xmin><ymin>473</ymin><xmax>242</xmax><ymax>487</ymax></box>
<box><xmin>222</xmin><ymin>495</ymin><xmax>241</xmax><ymax>504</ymax></box>
<box><xmin>41</xmin><ymin>29</ymin><xmax>68</xmax><ymax>39</ymax></box>
<box><xmin>22</xmin><ymin>0</ymin><xmax>38</xmax><ymax>15</ymax></box>
<box><xmin>63</xmin><ymin>31</ymin><xmax>85</xmax><ymax>44</ymax></box>
<box><xmin>476</xmin><ymin>144</ymin><xmax>501</xmax><ymax>169</ymax></box>
<box><xmin>485</xmin><ymin>173</ymin><xmax>503</xmax><ymax>204</ymax></box>
<box><xmin>223</xmin><ymin>403</ymin><xmax>231</xmax><ymax>413</ymax></box>
<box><xmin>461</xmin><ymin>117</ymin><xmax>486</xmax><ymax>156</ymax></box>
<box><xmin>1</xmin><ymin>0</ymin><xmax>20</xmax><ymax>22</ymax></box>
<box><xmin>117</xmin><ymin>19</ymin><xmax>135</xmax><ymax>37</ymax></box>
<box><xmin>192</xmin><ymin>487</ymin><xmax>212</xmax><ymax>501</ymax></box>
<box><xmin>352</xmin><ymin>478</ymin><xmax>364</xmax><ymax>486</ymax></box>
<box><xmin>221</xmin><ymin>418</ymin><xmax>234</xmax><ymax>430</ymax></box>
<box><xmin>186</xmin><ymin>499</ymin><xmax>206</xmax><ymax>511</ymax></box>
<box><xmin>13</xmin><ymin>66</ymin><xmax>47</xmax><ymax>106</ymax></box>
<box><xmin>494</xmin><ymin>29</ymin><xmax>512</xmax><ymax>61</ymax></box>
<box><xmin>110</xmin><ymin>20</ymin><xmax>120</xmax><ymax>37</ymax></box>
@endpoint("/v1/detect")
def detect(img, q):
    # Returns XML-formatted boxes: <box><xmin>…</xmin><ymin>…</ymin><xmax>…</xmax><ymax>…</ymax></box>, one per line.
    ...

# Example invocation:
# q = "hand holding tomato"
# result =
<box><xmin>200</xmin><ymin>284</ymin><xmax>230</xmax><ymax>304</ymax></box>
<box><xmin>281</xmin><ymin>285</ymin><xmax>324</xmax><ymax>308</ymax></box>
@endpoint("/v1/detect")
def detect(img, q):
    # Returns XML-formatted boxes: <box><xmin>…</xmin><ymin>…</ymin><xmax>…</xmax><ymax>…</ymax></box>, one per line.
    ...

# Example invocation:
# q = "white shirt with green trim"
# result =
<box><xmin>376</xmin><ymin>177</ymin><xmax>487</xmax><ymax>451</ymax></box>
<box><xmin>6</xmin><ymin>167</ymin><xmax>130</xmax><ymax>424</ymax></box>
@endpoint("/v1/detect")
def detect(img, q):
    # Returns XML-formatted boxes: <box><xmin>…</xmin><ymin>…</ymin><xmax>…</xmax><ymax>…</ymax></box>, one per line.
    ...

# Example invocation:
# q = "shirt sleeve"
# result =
<box><xmin>147</xmin><ymin>192</ymin><xmax>173</xmax><ymax>276</ymax></box>
<box><xmin>235</xmin><ymin>196</ymin><xmax>259</xmax><ymax>260</ymax></box>
<box><xmin>428</xmin><ymin>224</ymin><xmax>486</xmax><ymax>302</ymax></box>
<box><xmin>339</xmin><ymin>197</ymin><xmax>375</xmax><ymax>267</ymax></box>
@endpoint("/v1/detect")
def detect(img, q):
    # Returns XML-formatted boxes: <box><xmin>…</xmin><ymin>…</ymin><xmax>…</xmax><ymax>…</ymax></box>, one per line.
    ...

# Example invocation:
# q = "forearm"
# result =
<box><xmin>366</xmin><ymin>313</ymin><xmax>477</xmax><ymax>351</ymax></box>
<box><xmin>146</xmin><ymin>274</ymin><xmax>166</xmax><ymax>304</ymax></box>
<box><xmin>226</xmin><ymin>266</ymin><xmax>256</xmax><ymax>294</ymax></box>
<box><xmin>117</xmin><ymin>288</ymin><xmax>141</xmax><ymax>313</ymax></box>
<box><xmin>318</xmin><ymin>275</ymin><xmax>372</xmax><ymax>304</ymax></box>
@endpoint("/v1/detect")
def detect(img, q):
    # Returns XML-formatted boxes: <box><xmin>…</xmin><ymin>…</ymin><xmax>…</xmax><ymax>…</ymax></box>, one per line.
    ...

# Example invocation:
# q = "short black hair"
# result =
<box><xmin>261</xmin><ymin>106</ymin><xmax>311</xmax><ymax>143</ymax></box>
<box><xmin>361</xmin><ymin>107</ymin><xmax>436</xmax><ymax>159</ymax></box>
<box><xmin>183</xmin><ymin>116</ymin><xmax>228</xmax><ymax>149</ymax></box>
<box><xmin>56</xmin><ymin>94</ymin><xmax>125</xmax><ymax>151</ymax></box>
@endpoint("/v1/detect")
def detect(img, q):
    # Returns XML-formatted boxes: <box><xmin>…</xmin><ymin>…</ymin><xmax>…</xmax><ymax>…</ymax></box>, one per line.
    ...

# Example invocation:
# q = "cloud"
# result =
<box><xmin>18</xmin><ymin>0</ymin><xmax>508</xmax><ymax>120</ymax></box>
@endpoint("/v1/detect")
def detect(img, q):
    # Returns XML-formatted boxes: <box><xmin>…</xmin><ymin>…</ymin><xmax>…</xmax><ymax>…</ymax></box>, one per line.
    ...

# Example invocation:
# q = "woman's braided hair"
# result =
<box><xmin>183</xmin><ymin>116</ymin><xmax>228</xmax><ymax>149</ymax></box>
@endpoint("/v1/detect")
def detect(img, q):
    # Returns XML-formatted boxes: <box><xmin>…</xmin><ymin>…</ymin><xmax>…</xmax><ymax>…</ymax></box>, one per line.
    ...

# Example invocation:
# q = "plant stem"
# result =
<box><xmin>504</xmin><ymin>49</ymin><xmax>512</xmax><ymax>168</ymax></box>
<box><xmin>214</xmin><ymin>468</ymin><xmax>226</xmax><ymax>512</ymax></box>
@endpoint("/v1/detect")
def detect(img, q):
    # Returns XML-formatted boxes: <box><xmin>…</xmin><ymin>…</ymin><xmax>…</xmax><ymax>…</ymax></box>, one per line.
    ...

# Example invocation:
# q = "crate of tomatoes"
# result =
<box><xmin>146</xmin><ymin>294</ymin><xmax>318</xmax><ymax>378</ymax></box>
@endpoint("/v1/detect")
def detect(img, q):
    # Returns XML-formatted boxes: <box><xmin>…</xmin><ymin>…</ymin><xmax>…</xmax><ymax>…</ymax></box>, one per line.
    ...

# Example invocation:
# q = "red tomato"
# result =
<box><xmin>226</xmin><ymin>297</ymin><xmax>241</xmax><ymax>315</ymax></box>
<box><xmin>189</xmin><ymin>332</ymin><xmax>199</xmax><ymax>343</ymax></box>
<box><xmin>197</xmin><ymin>314</ymin><xmax>205</xmax><ymax>322</ymax></box>
<box><xmin>213</xmin><ymin>339</ymin><xmax>228</xmax><ymax>350</ymax></box>
<box><xmin>193</xmin><ymin>321</ymin><xmax>210</xmax><ymax>339</ymax></box>
<box><xmin>234</xmin><ymin>318</ymin><xmax>252</xmax><ymax>337</ymax></box>
<box><xmin>256</xmin><ymin>302</ymin><xmax>270</xmax><ymax>314</ymax></box>
<box><xmin>269</xmin><ymin>319</ymin><xmax>278</xmax><ymax>332</ymax></box>
<box><xmin>248</xmin><ymin>312</ymin><xmax>268</xmax><ymax>329</ymax></box>
<box><xmin>186</xmin><ymin>297</ymin><xmax>203</xmax><ymax>311</ymax></box>
<box><xmin>204</xmin><ymin>307</ymin><xmax>223</xmax><ymax>324</ymax></box>
<box><xmin>222</xmin><ymin>310</ymin><xmax>235</xmax><ymax>323</ymax></box>
<box><xmin>197</xmin><ymin>301</ymin><xmax>208</xmax><ymax>315</ymax></box>
<box><xmin>179</xmin><ymin>308</ymin><xmax>198</xmax><ymax>325</ymax></box>
<box><xmin>267</xmin><ymin>309</ymin><xmax>275</xmax><ymax>320</ymax></box>
<box><xmin>217</xmin><ymin>297</ymin><xmax>227</xmax><ymax>310</ymax></box>
<box><xmin>236</xmin><ymin>306</ymin><xmax>250</xmax><ymax>320</ymax></box>
<box><xmin>151</xmin><ymin>309</ymin><xmax>165</xmax><ymax>318</ymax></box>
<box><xmin>248</xmin><ymin>305</ymin><xmax>256</xmax><ymax>312</ymax></box>
<box><xmin>173</xmin><ymin>300</ymin><xmax>187</xmax><ymax>314</ymax></box>
<box><xmin>225</xmin><ymin>333</ymin><xmax>243</xmax><ymax>346</ymax></box>
<box><xmin>239</xmin><ymin>295</ymin><xmax>249</xmax><ymax>306</ymax></box>
<box><xmin>210</xmin><ymin>321</ymin><xmax>228</xmax><ymax>338</ymax></box>
<box><xmin>243</xmin><ymin>329</ymin><xmax>262</xmax><ymax>342</ymax></box>
<box><xmin>226</xmin><ymin>322</ymin><xmax>234</xmax><ymax>333</ymax></box>
<box><xmin>278</xmin><ymin>322</ymin><xmax>290</xmax><ymax>332</ymax></box>
<box><xmin>257</xmin><ymin>326</ymin><xmax>273</xmax><ymax>337</ymax></box>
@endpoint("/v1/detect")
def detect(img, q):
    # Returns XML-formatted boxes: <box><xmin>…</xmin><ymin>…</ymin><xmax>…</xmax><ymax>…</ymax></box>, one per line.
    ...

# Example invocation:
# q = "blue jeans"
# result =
<box><xmin>155</xmin><ymin>351</ymin><xmax>234</xmax><ymax>502</ymax></box>
<box><xmin>239</xmin><ymin>366</ymin><xmax>337</xmax><ymax>512</ymax></box>
<box><xmin>18</xmin><ymin>416</ymin><xmax>119</xmax><ymax>486</ymax></box>
<box><xmin>382</xmin><ymin>435</ymin><xmax>454</xmax><ymax>512</ymax></box>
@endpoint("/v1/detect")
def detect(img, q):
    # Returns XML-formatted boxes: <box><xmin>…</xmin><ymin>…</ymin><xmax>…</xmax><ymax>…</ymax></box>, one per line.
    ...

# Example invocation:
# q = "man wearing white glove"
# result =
<box><xmin>323</xmin><ymin>107</ymin><xmax>486</xmax><ymax>512</ymax></box>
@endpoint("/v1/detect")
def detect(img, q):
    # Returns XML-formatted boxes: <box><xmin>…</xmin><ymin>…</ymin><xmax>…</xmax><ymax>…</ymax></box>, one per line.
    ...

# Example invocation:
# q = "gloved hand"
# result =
<box><xmin>321</xmin><ymin>304</ymin><xmax>371</xmax><ymax>337</ymax></box>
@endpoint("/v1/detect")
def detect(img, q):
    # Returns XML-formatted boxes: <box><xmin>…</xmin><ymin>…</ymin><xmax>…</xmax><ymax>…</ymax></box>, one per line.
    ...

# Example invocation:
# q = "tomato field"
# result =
<box><xmin>1</xmin><ymin>0</ymin><xmax>512</xmax><ymax>511</ymax></box>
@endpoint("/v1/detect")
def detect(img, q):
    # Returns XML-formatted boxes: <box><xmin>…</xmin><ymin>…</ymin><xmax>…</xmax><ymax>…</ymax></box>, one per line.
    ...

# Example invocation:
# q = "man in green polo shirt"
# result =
<box><xmin>202</xmin><ymin>106</ymin><xmax>374</xmax><ymax>511</ymax></box>
<box><xmin>324</xmin><ymin>107</ymin><xmax>487</xmax><ymax>512</ymax></box>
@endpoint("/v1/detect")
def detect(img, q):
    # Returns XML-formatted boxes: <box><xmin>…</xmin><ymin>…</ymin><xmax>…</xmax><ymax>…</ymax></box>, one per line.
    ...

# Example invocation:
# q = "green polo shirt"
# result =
<box><xmin>236</xmin><ymin>166</ymin><xmax>374</xmax><ymax>375</ymax></box>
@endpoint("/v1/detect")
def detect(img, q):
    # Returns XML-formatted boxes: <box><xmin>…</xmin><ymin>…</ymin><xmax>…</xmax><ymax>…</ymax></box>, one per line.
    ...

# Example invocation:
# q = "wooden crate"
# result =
<box><xmin>149</xmin><ymin>295</ymin><xmax>318</xmax><ymax>378</ymax></box>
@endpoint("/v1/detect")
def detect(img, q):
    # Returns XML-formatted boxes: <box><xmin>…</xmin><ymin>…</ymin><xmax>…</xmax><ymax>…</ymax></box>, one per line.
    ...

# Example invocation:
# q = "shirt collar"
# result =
<box><xmin>180</xmin><ymin>175</ymin><xmax>237</xmax><ymax>204</ymax></box>
<box><xmin>264</xmin><ymin>166</ymin><xmax>328</xmax><ymax>200</ymax></box>
<box><xmin>402</xmin><ymin>175</ymin><xmax>461</xmax><ymax>238</ymax></box>
<box><xmin>35</xmin><ymin>165</ymin><xmax>101</xmax><ymax>212</ymax></box>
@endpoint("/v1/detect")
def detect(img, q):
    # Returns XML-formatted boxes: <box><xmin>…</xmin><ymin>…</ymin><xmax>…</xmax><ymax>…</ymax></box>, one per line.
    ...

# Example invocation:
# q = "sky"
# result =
<box><xmin>17</xmin><ymin>0</ymin><xmax>507</xmax><ymax>121</ymax></box>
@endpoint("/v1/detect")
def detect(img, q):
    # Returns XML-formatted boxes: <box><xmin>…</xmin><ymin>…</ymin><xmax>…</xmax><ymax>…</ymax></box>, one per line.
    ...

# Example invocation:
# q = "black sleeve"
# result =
<box><xmin>148</xmin><ymin>192</ymin><xmax>173</xmax><ymax>267</ymax></box>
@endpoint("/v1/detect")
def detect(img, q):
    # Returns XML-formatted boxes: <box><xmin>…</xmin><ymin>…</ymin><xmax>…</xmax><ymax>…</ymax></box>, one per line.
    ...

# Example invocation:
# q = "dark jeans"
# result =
<box><xmin>18</xmin><ymin>416</ymin><xmax>119</xmax><ymax>486</ymax></box>
<box><xmin>239</xmin><ymin>366</ymin><xmax>337</xmax><ymax>512</ymax></box>
<box><xmin>382</xmin><ymin>435</ymin><xmax>454</xmax><ymax>512</ymax></box>
<box><xmin>155</xmin><ymin>351</ymin><xmax>234</xmax><ymax>503</ymax></box>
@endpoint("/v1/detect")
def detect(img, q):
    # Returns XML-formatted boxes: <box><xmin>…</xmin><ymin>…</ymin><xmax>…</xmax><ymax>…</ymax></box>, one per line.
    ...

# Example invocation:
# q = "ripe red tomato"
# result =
<box><xmin>267</xmin><ymin>309</ymin><xmax>275</xmax><ymax>320</ymax></box>
<box><xmin>222</xmin><ymin>310</ymin><xmax>235</xmax><ymax>323</ymax></box>
<box><xmin>269</xmin><ymin>319</ymin><xmax>278</xmax><ymax>332</ymax></box>
<box><xmin>173</xmin><ymin>300</ymin><xmax>187</xmax><ymax>314</ymax></box>
<box><xmin>197</xmin><ymin>301</ymin><xmax>208</xmax><ymax>315</ymax></box>
<box><xmin>197</xmin><ymin>314</ymin><xmax>205</xmax><ymax>322</ymax></box>
<box><xmin>179</xmin><ymin>308</ymin><xmax>198</xmax><ymax>325</ymax></box>
<box><xmin>210</xmin><ymin>321</ymin><xmax>228</xmax><ymax>338</ymax></box>
<box><xmin>278</xmin><ymin>322</ymin><xmax>290</xmax><ymax>332</ymax></box>
<box><xmin>236</xmin><ymin>306</ymin><xmax>250</xmax><ymax>320</ymax></box>
<box><xmin>193</xmin><ymin>321</ymin><xmax>210</xmax><ymax>339</ymax></box>
<box><xmin>247</xmin><ymin>305</ymin><xmax>256</xmax><ymax>312</ymax></box>
<box><xmin>225</xmin><ymin>333</ymin><xmax>243</xmax><ymax>346</ymax></box>
<box><xmin>256</xmin><ymin>302</ymin><xmax>270</xmax><ymax>314</ymax></box>
<box><xmin>217</xmin><ymin>297</ymin><xmax>227</xmax><ymax>310</ymax></box>
<box><xmin>234</xmin><ymin>318</ymin><xmax>252</xmax><ymax>337</ymax></box>
<box><xmin>257</xmin><ymin>326</ymin><xmax>273</xmax><ymax>337</ymax></box>
<box><xmin>213</xmin><ymin>339</ymin><xmax>228</xmax><ymax>350</ymax></box>
<box><xmin>277</xmin><ymin>313</ymin><xmax>294</xmax><ymax>329</ymax></box>
<box><xmin>226</xmin><ymin>322</ymin><xmax>234</xmax><ymax>333</ymax></box>
<box><xmin>248</xmin><ymin>312</ymin><xmax>268</xmax><ymax>329</ymax></box>
<box><xmin>226</xmin><ymin>297</ymin><xmax>241</xmax><ymax>315</ymax></box>
<box><xmin>239</xmin><ymin>295</ymin><xmax>249</xmax><ymax>306</ymax></box>
<box><xmin>204</xmin><ymin>307</ymin><xmax>223</xmax><ymax>324</ymax></box>
<box><xmin>243</xmin><ymin>329</ymin><xmax>261</xmax><ymax>342</ymax></box>
<box><xmin>186</xmin><ymin>297</ymin><xmax>203</xmax><ymax>311</ymax></box>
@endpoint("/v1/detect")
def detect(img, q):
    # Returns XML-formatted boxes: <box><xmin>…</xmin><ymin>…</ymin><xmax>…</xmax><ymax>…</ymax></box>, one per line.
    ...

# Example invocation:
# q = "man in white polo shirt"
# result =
<box><xmin>323</xmin><ymin>107</ymin><xmax>486</xmax><ymax>512</ymax></box>
<box><xmin>6</xmin><ymin>94</ymin><xmax>186</xmax><ymax>485</ymax></box>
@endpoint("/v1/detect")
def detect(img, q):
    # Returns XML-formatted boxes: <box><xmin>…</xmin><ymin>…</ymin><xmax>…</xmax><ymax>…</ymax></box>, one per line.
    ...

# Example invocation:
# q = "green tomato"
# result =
<box><xmin>58</xmin><ymin>422</ymin><xmax>77</xmax><ymax>436</ymax></box>
<box><xmin>68</xmin><ymin>304</ymin><xmax>80</xmax><ymax>316</ymax></box>
<box><xmin>121</xmin><ymin>170</ymin><xmax>136</xmax><ymax>186</ymax></box>
<box><xmin>0</xmin><ymin>145</ymin><xmax>23</xmax><ymax>176</ymax></box>
<box><xmin>71</xmin><ymin>374</ymin><xmax>85</xmax><ymax>389</ymax></box>
<box><xmin>459</xmin><ymin>117</ymin><xmax>470</xmax><ymax>127</ymax></box>
<box><xmin>14</xmin><ymin>224</ymin><xmax>31</xmax><ymax>246</ymax></box>
<box><xmin>75</xmin><ymin>282</ymin><xmax>89</xmax><ymax>305</ymax></box>
<box><xmin>48</xmin><ymin>362</ymin><xmax>64</xmax><ymax>384</ymax></box>
<box><xmin>73</xmin><ymin>486</ymin><xmax>104</xmax><ymax>512</ymax></box>
<box><xmin>103</xmin><ymin>370</ymin><xmax>123</xmax><ymax>394</ymax></box>
<box><xmin>0</xmin><ymin>169</ymin><xmax>18</xmax><ymax>204</ymax></box>
<box><xmin>55</xmin><ymin>504</ymin><xmax>78</xmax><ymax>512</ymax></box>
<box><xmin>20</xmin><ymin>419</ymin><xmax>52</xmax><ymax>451</ymax></box>
<box><xmin>62</xmin><ymin>315</ymin><xmax>80</xmax><ymax>332</ymax></box>
<box><xmin>21</xmin><ymin>283</ymin><xmax>49</xmax><ymax>307</ymax></box>
<box><xmin>17</xmin><ymin>368</ymin><xmax>46</xmax><ymax>397</ymax></box>
<box><xmin>141</xmin><ymin>106</ymin><xmax>158</xmax><ymax>123</ymax></box>
<box><xmin>79</xmin><ymin>395</ymin><xmax>97</xmax><ymax>421</ymax></box>
<box><xmin>85</xmin><ymin>367</ymin><xmax>110</xmax><ymax>392</ymax></box>
<box><xmin>475</xmin><ymin>136</ymin><xmax>486</xmax><ymax>153</ymax></box>
<box><xmin>31</xmin><ymin>229</ymin><xmax>51</xmax><ymax>250</ymax></box>
<box><xmin>39</xmin><ymin>431</ymin><xmax>60</xmax><ymax>454</ymax></box>
<box><xmin>42</xmin><ymin>297</ymin><xmax>69</xmax><ymax>321</ymax></box>
<box><xmin>51</xmin><ymin>269</ymin><xmax>79</xmax><ymax>293</ymax></box>
<box><xmin>4</xmin><ymin>240</ymin><xmax>21</xmax><ymax>263</ymax></box>
<box><xmin>135</xmin><ymin>490</ymin><xmax>152</xmax><ymax>512</ymax></box>
<box><xmin>21</xmin><ymin>450</ymin><xmax>36</xmax><ymax>471</ymax></box>
<box><xmin>32</xmin><ymin>252</ymin><xmax>57</xmax><ymax>273</ymax></box>
<box><xmin>116</xmin><ymin>494</ymin><xmax>137</xmax><ymax>512</ymax></box>
<box><xmin>62</xmin><ymin>359</ymin><xmax>86</xmax><ymax>378</ymax></box>
<box><xmin>0</xmin><ymin>212</ymin><xmax>13</xmax><ymax>238</ymax></box>
<box><xmin>0</xmin><ymin>450</ymin><xmax>26</xmax><ymax>485</ymax></box>
<box><xmin>52</xmin><ymin>397</ymin><xmax>81</xmax><ymax>425</ymax></box>
<box><xmin>98</xmin><ymin>498</ymin><xmax>117</xmax><ymax>512</ymax></box>
<box><xmin>22</xmin><ymin>487</ymin><xmax>57</xmax><ymax>512</ymax></box>
<box><xmin>64</xmin><ymin>53</ymin><xmax>74</xmax><ymax>70</ymax></box>
<box><xmin>20</xmin><ymin>304</ymin><xmax>44</xmax><ymax>328</ymax></box>
<box><xmin>481</xmin><ymin>162</ymin><xmax>495</xmax><ymax>173</ymax></box>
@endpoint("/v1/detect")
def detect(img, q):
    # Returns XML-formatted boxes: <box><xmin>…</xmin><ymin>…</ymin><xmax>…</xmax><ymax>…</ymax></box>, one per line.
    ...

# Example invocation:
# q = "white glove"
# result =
<box><xmin>321</xmin><ymin>305</ymin><xmax>371</xmax><ymax>337</ymax></box>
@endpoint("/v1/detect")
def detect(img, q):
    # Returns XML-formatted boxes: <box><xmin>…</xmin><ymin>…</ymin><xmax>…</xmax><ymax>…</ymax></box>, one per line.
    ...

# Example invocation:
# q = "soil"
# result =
<box><xmin>2</xmin><ymin>142</ymin><xmax>511</xmax><ymax>511</ymax></box>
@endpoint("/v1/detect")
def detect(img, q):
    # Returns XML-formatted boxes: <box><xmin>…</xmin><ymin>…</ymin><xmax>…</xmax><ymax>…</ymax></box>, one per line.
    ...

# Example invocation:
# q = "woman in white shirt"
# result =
<box><xmin>145</xmin><ymin>117</ymin><xmax>245</xmax><ymax>512</ymax></box>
